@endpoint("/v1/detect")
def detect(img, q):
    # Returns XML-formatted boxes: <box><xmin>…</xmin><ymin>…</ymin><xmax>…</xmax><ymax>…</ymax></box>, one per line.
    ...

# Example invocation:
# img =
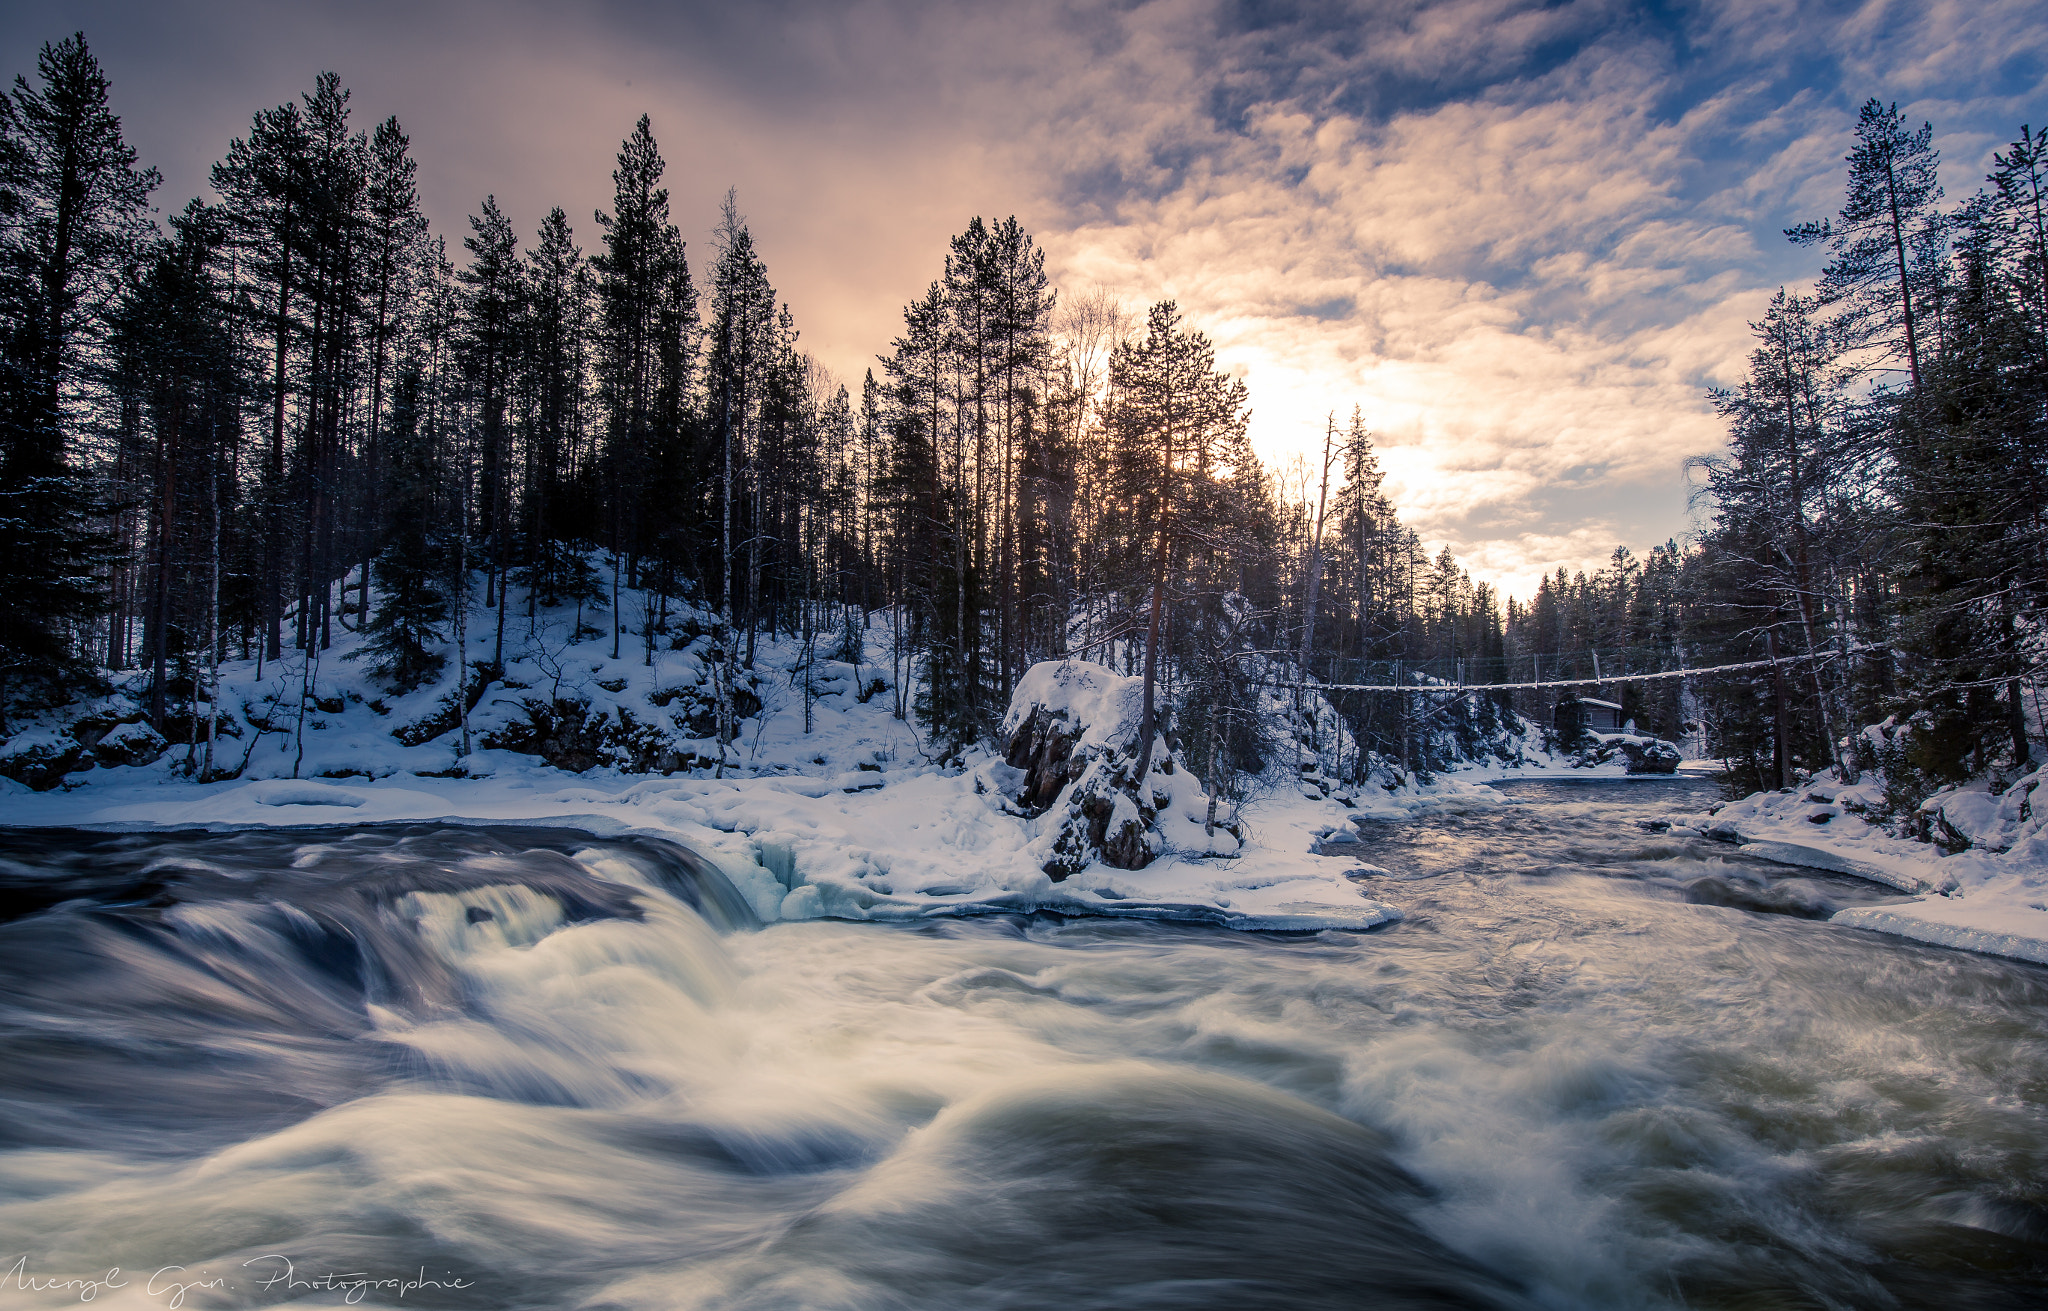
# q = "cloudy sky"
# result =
<box><xmin>7</xmin><ymin>0</ymin><xmax>2042</xmax><ymax>598</ymax></box>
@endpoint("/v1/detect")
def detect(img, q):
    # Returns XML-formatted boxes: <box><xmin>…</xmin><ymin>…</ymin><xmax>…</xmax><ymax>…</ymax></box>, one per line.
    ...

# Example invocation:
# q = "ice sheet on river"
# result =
<box><xmin>1685</xmin><ymin>768</ymin><xmax>2048</xmax><ymax>966</ymax></box>
<box><xmin>0</xmin><ymin>763</ymin><xmax>1411</xmax><ymax>933</ymax></box>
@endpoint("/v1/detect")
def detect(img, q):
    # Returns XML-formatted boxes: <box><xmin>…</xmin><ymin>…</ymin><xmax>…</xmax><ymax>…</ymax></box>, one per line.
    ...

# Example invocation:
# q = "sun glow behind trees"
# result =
<box><xmin>0</xmin><ymin>36</ymin><xmax>2041</xmax><ymax>807</ymax></box>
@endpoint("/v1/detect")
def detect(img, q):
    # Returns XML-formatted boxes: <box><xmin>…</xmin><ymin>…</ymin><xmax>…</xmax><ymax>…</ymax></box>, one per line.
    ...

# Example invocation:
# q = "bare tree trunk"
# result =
<box><xmin>610</xmin><ymin>544</ymin><xmax>622</xmax><ymax>661</ymax></box>
<box><xmin>891</xmin><ymin>583</ymin><xmax>905</xmax><ymax>723</ymax></box>
<box><xmin>718</xmin><ymin>395</ymin><xmax>736</xmax><ymax>777</ymax></box>
<box><xmin>1133</xmin><ymin>520</ymin><xmax>1172</xmax><ymax>783</ymax></box>
<box><xmin>803</xmin><ymin>506</ymin><xmax>816</xmax><ymax>735</ymax></box>
<box><xmin>1768</xmin><ymin>628</ymin><xmax>1792</xmax><ymax>789</ymax></box>
<box><xmin>456</xmin><ymin>445</ymin><xmax>473</xmax><ymax>761</ymax></box>
<box><xmin>1295</xmin><ymin>418</ymin><xmax>1335</xmax><ymax>777</ymax></box>
<box><xmin>1203</xmin><ymin>715</ymin><xmax>1222</xmax><ymax>839</ymax></box>
<box><xmin>204</xmin><ymin>427</ymin><xmax>221</xmax><ymax>782</ymax></box>
<box><xmin>148</xmin><ymin>419</ymin><xmax>176</xmax><ymax>728</ymax></box>
<box><xmin>747</xmin><ymin>480</ymin><xmax>763</xmax><ymax>670</ymax></box>
<box><xmin>495</xmin><ymin>553</ymin><xmax>509</xmax><ymax>670</ymax></box>
<box><xmin>265</xmin><ymin>198</ymin><xmax>293</xmax><ymax>666</ymax></box>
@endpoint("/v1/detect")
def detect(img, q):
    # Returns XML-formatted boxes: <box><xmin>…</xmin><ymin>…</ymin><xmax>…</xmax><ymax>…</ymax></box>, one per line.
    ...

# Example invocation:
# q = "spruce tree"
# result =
<box><xmin>0</xmin><ymin>33</ymin><xmax>157</xmax><ymax>721</ymax></box>
<box><xmin>1104</xmin><ymin>300</ymin><xmax>1252</xmax><ymax>781</ymax></box>
<box><xmin>457</xmin><ymin>192</ymin><xmax>522</xmax><ymax>660</ymax></box>
<box><xmin>521</xmin><ymin>206</ymin><xmax>597</xmax><ymax>608</ymax></box>
<box><xmin>1788</xmin><ymin>99</ymin><xmax>1945</xmax><ymax>394</ymax></box>
<box><xmin>356</xmin><ymin>114</ymin><xmax>425</xmax><ymax>624</ymax></box>
<box><xmin>110</xmin><ymin>201</ymin><xmax>241</xmax><ymax>730</ymax></box>
<box><xmin>705</xmin><ymin>195</ymin><xmax>779</xmax><ymax>760</ymax></box>
<box><xmin>211</xmin><ymin>89</ymin><xmax>313</xmax><ymax>663</ymax></box>
<box><xmin>355</xmin><ymin>361</ymin><xmax>448</xmax><ymax>691</ymax></box>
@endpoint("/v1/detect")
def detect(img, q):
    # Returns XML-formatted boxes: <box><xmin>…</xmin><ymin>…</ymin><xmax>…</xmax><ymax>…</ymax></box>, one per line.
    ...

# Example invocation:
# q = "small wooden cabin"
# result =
<box><xmin>1556</xmin><ymin>696</ymin><xmax>1626</xmax><ymax>735</ymax></box>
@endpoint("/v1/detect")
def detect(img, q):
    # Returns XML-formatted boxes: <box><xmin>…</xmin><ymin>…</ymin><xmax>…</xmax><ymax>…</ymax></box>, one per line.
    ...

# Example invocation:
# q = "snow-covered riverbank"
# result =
<box><xmin>3</xmin><ymin>578</ymin><xmax>2042</xmax><ymax>960</ymax></box>
<box><xmin>16</xmin><ymin>739</ymin><xmax>2048</xmax><ymax>966</ymax></box>
<box><xmin>0</xmin><ymin>580</ymin><xmax>1572</xmax><ymax>934</ymax></box>
<box><xmin>0</xmin><ymin>758</ymin><xmax>1415</xmax><ymax>931</ymax></box>
<box><xmin>1680</xmin><ymin>770</ymin><xmax>2048</xmax><ymax>965</ymax></box>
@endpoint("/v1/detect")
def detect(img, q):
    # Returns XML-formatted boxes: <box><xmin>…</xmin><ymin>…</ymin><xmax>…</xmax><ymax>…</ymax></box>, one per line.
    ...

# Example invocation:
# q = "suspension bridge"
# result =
<box><xmin>1267</xmin><ymin>645</ymin><xmax>1868</xmax><ymax>695</ymax></box>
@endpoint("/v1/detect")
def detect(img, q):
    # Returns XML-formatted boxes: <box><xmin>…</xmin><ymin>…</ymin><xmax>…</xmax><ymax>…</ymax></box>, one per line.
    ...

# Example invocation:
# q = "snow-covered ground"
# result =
<box><xmin>1679</xmin><ymin>768</ymin><xmax>2048</xmax><ymax>965</ymax></box>
<box><xmin>6</xmin><ymin>575</ymin><xmax>2044</xmax><ymax>962</ymax></box>
<box><xmin>0</xmin><ymin>757</ymin><xmax>1442</xmax><ymax>932</ymax></box>
<box><xmin>0</xmin><ymin>582</ymin><xmax>1442</xmax><ymax>932</ymax></box>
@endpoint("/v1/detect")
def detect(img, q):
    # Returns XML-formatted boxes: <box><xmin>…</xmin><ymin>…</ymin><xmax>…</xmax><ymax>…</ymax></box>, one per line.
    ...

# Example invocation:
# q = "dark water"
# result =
<box><xmin>1</xmin><ymin>787</ymin><xmax>2046</xmax><ymax>1310</ymax></box>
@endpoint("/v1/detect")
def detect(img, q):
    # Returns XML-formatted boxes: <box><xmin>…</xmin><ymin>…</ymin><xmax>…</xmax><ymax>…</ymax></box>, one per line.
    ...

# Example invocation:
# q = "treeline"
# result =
<box><xmin>1681</xmin><ymin>99</ymin><xmax>2046</xmax><ymax>798</ymax></box>
<box><xmin>6</xmin><ymin>37</ymin><xmax>2037</xmax><ymax>804</ymax></box>
<box><xmin>0</xmin><ymin>40</ymin><xmax>832</xmax><ymax>746</ymax></box>
<box><xmin>1460</xmin><ymin>100</ymin><xmax>2048</xmax><ymax>801</ymax></box>
<box><xmin>0</xmin><ymin>34</ymin><xmax>1540</xmax><ymax>796</ymax></box>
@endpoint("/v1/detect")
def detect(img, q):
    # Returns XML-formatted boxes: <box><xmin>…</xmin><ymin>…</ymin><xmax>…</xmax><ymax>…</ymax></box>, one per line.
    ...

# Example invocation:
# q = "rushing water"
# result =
<box><xmin>3</xmin><ymin>781</ymin><xmax>2048</xmax><ymax>1310</ymax></box>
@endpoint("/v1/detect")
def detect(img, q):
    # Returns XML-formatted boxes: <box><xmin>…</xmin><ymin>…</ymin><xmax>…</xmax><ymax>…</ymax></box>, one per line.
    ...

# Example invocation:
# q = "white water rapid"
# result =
<box><xmin>1</xmin><ymin>780</ymin><xmax>2044</xmax><ymax>1309</ymax></box>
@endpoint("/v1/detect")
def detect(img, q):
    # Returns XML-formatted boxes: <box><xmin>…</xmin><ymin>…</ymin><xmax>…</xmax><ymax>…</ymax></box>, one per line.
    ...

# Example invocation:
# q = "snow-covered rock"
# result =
<box><xmin>999</xmin><ymin>660</ymin><xmax>1238</xmax><ymax>879</ymax></box>
<box><xmin>90</xmin><ymin>720</ymin><xmax>167</xmax><ymax>769</ymax></box>
<box><xmin>1693</xmin><ymin>763</ymin><xmax>2048</xmax><ymax>965</ymax></box>
<box><xmin>1919</xmin><ymin>771</ymin><xmax>2043</xmax><ymax>854</ymax></box>
<box><xmin>0</xmin><ymin>726</ymin><xmax>83</xmax><ymax>790</ymax></box>
<box><xmin>1569</xmin><ymin>731</ymin><xmax>1681</xmax><ymax>774</ymax></box>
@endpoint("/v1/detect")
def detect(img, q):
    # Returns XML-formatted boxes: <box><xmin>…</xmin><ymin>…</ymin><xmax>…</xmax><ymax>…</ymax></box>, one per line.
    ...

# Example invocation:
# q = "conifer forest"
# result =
<box><xmin>1</xmin><ymin>34</ymin><xmax>2044</xmax><ymax>806</ymax></box>
<box><xmin>10</xmin><ymin>14</ymin><xmax>2048</xmax><ymax>1309</ymax></box>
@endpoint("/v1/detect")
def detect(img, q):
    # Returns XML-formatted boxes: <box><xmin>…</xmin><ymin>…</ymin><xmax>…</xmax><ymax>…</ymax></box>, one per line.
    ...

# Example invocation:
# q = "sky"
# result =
<box><xmin>6</xmin><ymin>0</ymin><xmax>2043</xmax><ymax>600</ymax></box>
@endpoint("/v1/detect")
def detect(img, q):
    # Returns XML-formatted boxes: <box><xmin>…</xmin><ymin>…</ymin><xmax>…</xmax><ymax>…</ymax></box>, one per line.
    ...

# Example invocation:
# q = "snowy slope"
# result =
<box><xmin>0</xmin><ymin>576</ymin><xmax>1424</xmax><ymax>932</ymax></box>
<box><xmin>23</xmin><ymin>573</ymin><xmax>2040</xmax><ymax>958</ymax></box>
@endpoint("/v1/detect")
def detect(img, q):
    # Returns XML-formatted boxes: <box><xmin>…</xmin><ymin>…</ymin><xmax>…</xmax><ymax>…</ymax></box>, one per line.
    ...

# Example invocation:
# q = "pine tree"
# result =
<box><xmin>355</xmin><ymin>361</ymin><xmax>447</xmax><ymax>690</ymax></box>
<box><xmin>0</xmin><ymin>33</ymin><xmax>158</xmax><ymax>721</ymax></box>
<box><xmin>592</xmin><ymin>116</ymin><xmax>690</xmax><ymax>661</ymax></box>
<box><xmin>520</xmin><ymin>205</ymin><xmax>596</xmax><ymax>608</ymax></box>
<box><xmin>212</xmin><ymin>86</ymin><xmax>313</xmax><ymax>664</ymax></box>
<box><xmin>705</xmin><ymin>193</ymin><xmax>778</xmax><ymax>765</ymax></box>
<box><xmin>109</xmin><ymin>201</ymin><xmax>241</xmax><ymax>730</ymax></box>
<box><xmin>457</xmin><ymin>192</ymin><xmax>522</xmax><ymax>663</ymax></box>
<box><xmin>1104</xmin><ymin>300</ymin><xmax>1252</xmax><ymax>781</ymax></box>
<box><xmin>356</xmin><ymin>114</ymin><xmax>425</xmax><ymax>625</ymax></box>
<box><xmin>1788</xmin><ymin>99</ymin><xmax>1945</xmax><ymax>395</ymax></box>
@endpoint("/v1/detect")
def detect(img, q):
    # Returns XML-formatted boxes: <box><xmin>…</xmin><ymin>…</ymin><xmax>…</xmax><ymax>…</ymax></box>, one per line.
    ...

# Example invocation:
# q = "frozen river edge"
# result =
<box><xmin>1709</xmin><ymin>830</ymin><xmax>2048</xmax><ymax>967</ymax></box>
<box><xmin>8</xmin><ymin>761</ymin><xmax>2048</xmax><ymax>967</ymax></box>
<box><xmin>0</xmin><ymin>768</ymin><xmax>1408</xmax><ymax>934</ymax></box>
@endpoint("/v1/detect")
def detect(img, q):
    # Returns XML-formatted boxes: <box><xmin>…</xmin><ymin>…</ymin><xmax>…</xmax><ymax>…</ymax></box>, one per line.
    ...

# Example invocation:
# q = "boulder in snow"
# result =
<box><xmin>90</xmin><ymin>720</ymin><xmax>167</xmax><ymax>769</ymax></box>
<box><xmin>1568</xmin><ymin>731</ymin><xmax>1681</xmax><ymax>774</ymax></box>
<box><xmin>1000</xmin><ymin>660</ymin><xmax>1234</xmax><ymax>880</ymax></box>
<box><xmin>0</xmin><ymin>728</ymin><xmax>83</xmax><ymax>790</ymax></box>
<box><xmin>1619</xmin><ymin>737</ymin><xmax>1682</xmax><ymax>774</ymax></box>
<box><xmin>1921</xmin><ymin>769</ymin><xmax>2043</xmax><ymax>854</ymax></box>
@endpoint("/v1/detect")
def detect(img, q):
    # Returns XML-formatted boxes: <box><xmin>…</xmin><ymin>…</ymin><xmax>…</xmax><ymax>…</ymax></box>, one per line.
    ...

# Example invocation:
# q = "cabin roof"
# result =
<box><xmin>1577</xmin><ymin>698</ymin><xmax>1623</xmax><ymax>711</ymax></box>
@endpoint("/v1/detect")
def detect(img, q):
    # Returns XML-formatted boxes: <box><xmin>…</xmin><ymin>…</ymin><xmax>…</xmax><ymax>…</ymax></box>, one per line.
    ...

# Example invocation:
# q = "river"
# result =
<box><xmin>2</xmin><ymin>777</ymin><xmax>2045</xmax><ymax>1309</ymax></box>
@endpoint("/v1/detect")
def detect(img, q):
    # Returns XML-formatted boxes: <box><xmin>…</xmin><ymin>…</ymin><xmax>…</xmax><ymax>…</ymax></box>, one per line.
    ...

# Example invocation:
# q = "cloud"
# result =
<box><xmin>6</xmin><ymin>0</ymin><xmax>2039</xmax><ymax>601</ymax></box>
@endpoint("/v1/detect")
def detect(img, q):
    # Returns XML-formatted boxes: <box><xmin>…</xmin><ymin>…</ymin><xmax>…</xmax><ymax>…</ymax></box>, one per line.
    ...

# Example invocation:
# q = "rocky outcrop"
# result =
<box><xmin>0</xmin><ymin>729</ymin><xmax>83</xmax><ymax>790</ymax></box>
<box><xmin>88</xmin><ymin>720</ymin><xmax>168</xmax><ymax>769</ymax></box>
<box><xmin>1618</xmin><ymin>737</ymin><xmax>1681</xmax><ymax>774</ymax></box>
<box><xmin>482</xmin><ymin>697</ymin><xmax>724</xmax><ymax>774</ymax></box>
<box><xmin>0</xmin><ymin>695</ymin><xmax>169</xmax><ymax>788</ymax></box>
<box><xmin>1568</xmin><ymin>732</ymin><xmax>1681</xmax><ymax>774</ymax></box>
<box><xmin>1918</xmin><ymin>768</ymin><xmax>2044</xmax><ymax>855</ymax></box>
<box><xmin>1004</xmin><ymin>702</ymin><xmax>1091</xmax><ymax>811</ymax></box>
<box><xmin>998</xmin><ymin>661</ymin><xmax>1232</xmax><ymax>880</ymax></box>
<box><xmin>999</xmin><ymin>662</ymin><xmax>1167</xmax><ymax>878</ymax></box>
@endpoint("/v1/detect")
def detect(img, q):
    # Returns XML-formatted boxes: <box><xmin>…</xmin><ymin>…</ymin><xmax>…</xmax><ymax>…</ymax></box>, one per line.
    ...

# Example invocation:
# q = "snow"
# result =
<box><xmin>246</xmin><ymin>780</ymin><xmax>372</xmax><ymax>808</ymax></box>
<box><xmin>9</xmin><ymin>566</ymin><xmax>2043</xmax><ymax>963</ymax></box>
<box><xmin>998</xmin><ymin>659</ymin><xmax>1143</xmax><ymax>753</ymax></box>
<box><xmin>0</xmin><ymin>579</ymin><xmax>1429</xmax><ymax>933</ymax></box>
<box><xmin>0</xmin><ymin>753</ymin><xmax>1416</xmax><ymax>933</ymax></box>
<box><xmin>1345</xmin><ymin>775</ymin><xmax>1511</xmax><ymax>820</ymax></box>
<box><xmin>1676</xmin><ymin>765</ymin><xmax>2048</xmax><ymax>966</ymax></box>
